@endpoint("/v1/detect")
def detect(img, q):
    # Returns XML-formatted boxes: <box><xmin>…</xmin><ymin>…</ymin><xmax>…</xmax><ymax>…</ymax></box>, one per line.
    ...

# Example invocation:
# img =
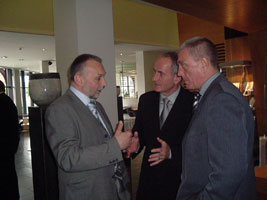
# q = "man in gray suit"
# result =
<box><xmin>176</xmin><ymin>37</ymin><xmax>257</xmax><ymax>200</ymax></box>
<box><xmin>45</xmin><ymin>54</ymin><xmax>132</xmax><ymax>200</ymax></box>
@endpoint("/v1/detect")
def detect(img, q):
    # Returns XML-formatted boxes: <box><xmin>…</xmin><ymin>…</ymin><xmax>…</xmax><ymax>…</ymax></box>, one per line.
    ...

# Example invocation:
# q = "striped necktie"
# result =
<box><xmin>88</xmin><ymin>99</ymin><xmax>99</xmax><ymax>120</ymax></box>
<box><xmin>88</xmin><ymin>99</ymin><xmax>111</xmax><ymax>137</ymax></box>
<box><xmin>193</xmin><ymin>92</ymin><xmax>201</xmax><ymax>111</ymax></box>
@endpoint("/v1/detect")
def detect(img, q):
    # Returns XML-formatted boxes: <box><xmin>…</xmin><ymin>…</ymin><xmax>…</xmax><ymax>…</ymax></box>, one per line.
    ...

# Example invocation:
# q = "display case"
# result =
<box><xmin>219</xmin><ymin>60</ymin><xmax>254</xmax><ymax>108</ymax></box>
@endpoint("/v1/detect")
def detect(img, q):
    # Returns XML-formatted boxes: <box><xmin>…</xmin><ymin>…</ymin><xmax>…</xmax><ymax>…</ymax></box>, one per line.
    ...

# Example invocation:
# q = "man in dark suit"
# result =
<box><xmin>126</xmin><ymin>52</ymin><xmax>193</xmax><ymax>200</ymax></box>
<box><xmin>176</xmin><ymin>37</ymin><xmax>257</xmax><ymax>200</ymax></box>
<box><xmin>0</xmin><ymin>80</ymin><xmax>20</xmax><ymax>199</ymax></box>
<box><xmin>45</xmin><ymin>54</ymin><xmax>132</xmax><ymax>200</ymax></box>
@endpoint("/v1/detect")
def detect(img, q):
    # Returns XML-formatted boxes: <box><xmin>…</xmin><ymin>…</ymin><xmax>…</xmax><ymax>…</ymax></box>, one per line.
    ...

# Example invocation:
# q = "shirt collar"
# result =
<box><xmin>199</xmin><ymin>72</ymin><xmax>220</xmax><ymax>96</ymax></box>
<box><xmin>70</xmin><ymin>86</ymin><xmax>94</xmax><ymax>106</ymax></box>
<box><xmin>160</xmin><ymin>85</ymin><xmax>181</xmax><ymax>104</ymax></box>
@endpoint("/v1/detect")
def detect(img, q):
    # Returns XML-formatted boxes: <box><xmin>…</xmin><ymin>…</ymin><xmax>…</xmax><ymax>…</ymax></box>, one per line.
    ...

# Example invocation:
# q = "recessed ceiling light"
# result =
<box><xmin>120</xmin><ymin>53</ymin><xmax>123</xmax><ymax>56</ymax></box>
<box><xmin>1</xmin><ymin>56</ymin><xmax>7</xmax><ymax>59</ymax></box>
<box><xmin>42</xmin><ymin>48</ymin><xmax>46</xmax><ymax>51</ymax></box>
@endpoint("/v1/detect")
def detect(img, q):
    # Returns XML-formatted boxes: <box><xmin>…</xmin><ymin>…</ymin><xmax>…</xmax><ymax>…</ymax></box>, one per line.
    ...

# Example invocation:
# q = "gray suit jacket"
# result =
<box><xmin>45</xmin><ymin>89</ymin><xmax>130</xmax><ymax>200</ymax></box>
<box><xmin>176</xmin><ymin>74</ymin><xmax>257</xmax><ymax>200</ymax></box>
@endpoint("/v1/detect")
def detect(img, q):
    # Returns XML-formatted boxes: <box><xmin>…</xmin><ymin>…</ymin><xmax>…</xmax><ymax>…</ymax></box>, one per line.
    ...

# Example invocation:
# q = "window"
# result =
<box><xmin>120</xmin><ymin>75</ymin><xmax>136</xmax><ymax>98</ymax></box>
<box><xmin>6</xmin><ymin>68</ymin><xmax>15</xmax><ymax>101</ymax></box>
<box><xmin>20</xmin><ymin>71</ymin><xmax>32</xmax><ymax>115</ymax></box>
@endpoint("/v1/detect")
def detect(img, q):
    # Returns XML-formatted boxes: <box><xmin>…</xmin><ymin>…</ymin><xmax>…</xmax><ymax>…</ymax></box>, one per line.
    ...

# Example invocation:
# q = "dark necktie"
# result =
<box><xmin>193</xmin><ymin>92</ymin><xmax>201</xmax><ymax>111</ymax></box>
<box><xmin>160</xmin><ymin>97</ymin><xmax>170</xmax><ymax>129</ymax></box>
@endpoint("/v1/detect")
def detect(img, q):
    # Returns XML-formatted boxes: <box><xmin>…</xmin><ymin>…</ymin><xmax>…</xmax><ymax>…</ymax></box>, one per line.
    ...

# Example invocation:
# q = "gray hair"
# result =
<box><xmin>178</xmin><ymin>37</ymin><xmax>218</xmax><ymax>69</ymax></box>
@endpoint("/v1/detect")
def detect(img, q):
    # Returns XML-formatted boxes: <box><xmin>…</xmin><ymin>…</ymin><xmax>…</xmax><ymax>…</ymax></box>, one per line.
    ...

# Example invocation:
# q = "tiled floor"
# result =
<box><xmin>15</xmin><ymin>132</ymin><xmax>34</xmax><ymax>200</ymax></box>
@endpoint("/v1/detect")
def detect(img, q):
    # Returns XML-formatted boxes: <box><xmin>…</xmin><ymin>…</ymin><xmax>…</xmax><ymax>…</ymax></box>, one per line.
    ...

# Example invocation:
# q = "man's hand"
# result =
<box><xmin>123</xmin><ymin>131</ymin><xmax>139</xmax><ymax>158</ymax></box>
<box><xmin>114</xmin><ymin>121</ymin><xmax>132</xmax><ymax>150</ymax></box>
<box><xmin>148</xmin><ymin>137</ymin><xmax>171</xmax><ymax>166</ymax></box>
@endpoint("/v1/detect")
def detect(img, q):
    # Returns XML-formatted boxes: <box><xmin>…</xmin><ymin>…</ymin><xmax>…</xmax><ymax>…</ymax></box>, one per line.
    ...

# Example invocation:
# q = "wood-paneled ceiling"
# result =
<box><xmin>141</xmin><ymin>0</ymin><xmax>267</xmax><ymax>33</ymax></box>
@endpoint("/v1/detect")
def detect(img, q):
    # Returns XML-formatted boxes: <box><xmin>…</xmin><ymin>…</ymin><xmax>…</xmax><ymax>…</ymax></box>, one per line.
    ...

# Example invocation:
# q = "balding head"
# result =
<box><xmin>177</xmin><ymin>37</ymin><xmax>219</xmax><ymax>90</ymax></box>
<box><xmin>178</xmin><ymin>37</ymin><xmax>218</xmax><ymax>70</ymax></box>
<box><xmin>69</xmin><ymin>54</ymin><xmax>102</xmax><ymax>82</ymax></box>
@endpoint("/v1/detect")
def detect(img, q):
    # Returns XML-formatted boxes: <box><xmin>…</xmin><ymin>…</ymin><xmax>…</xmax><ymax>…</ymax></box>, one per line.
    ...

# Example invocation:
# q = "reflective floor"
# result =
<box><xmin>15</xmin><ymin>132</ymin><xmax>34</xmax><ymax>200</ymax></box>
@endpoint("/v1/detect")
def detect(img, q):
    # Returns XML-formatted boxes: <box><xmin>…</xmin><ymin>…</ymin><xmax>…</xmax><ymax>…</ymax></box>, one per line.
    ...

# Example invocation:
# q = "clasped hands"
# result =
<box><xmin>115</xmin><ymin>121</ymin><xmax>171</xmax><ymax>166</ymax></box>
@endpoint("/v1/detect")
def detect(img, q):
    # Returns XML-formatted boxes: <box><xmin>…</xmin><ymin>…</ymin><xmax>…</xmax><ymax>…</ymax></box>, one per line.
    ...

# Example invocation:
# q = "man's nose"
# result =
<box><xmin>102</xmin><ymin>78</ymin><xmax>107</xmax><ymax>88</ymax></box>
<box><xmin>178</xmin><ymin>67</ymin><xmax>183</xmax><ymax>77</ymax></box>
<box><xmin>153</xmin><ymin>73</ymin><xmax>159</xmax><ymax>81</ymax></box>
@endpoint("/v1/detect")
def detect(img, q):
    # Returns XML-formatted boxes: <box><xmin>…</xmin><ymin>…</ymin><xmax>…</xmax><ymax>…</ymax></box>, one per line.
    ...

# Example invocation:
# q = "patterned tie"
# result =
<box><xmin>88</xmin><ymin>99</ymin><xmax>99</xmax><ymax>120</ymax></box>
<box><xmin>193</xmin><ymin>92</ymin><xmax>201</xmax><ymax>111</ymax></box>
<box><xmin>160</xmin><ymin>98</ymin><xmax>170</xmax><ymax>129</ymax></box>
<box><xmin>88</xmin><ymin>99</ymin><xmax>111</xmax><ymax>137</ymax></box>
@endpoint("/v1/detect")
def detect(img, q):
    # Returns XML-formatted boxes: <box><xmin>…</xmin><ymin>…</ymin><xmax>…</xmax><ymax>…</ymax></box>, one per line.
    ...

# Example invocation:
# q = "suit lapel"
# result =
<box><xmin>97</xmin><ymin>104</ymin><xmax>113</xmax><ymax>136</ymax></box>
<box><xmin>67</xmin><ymin>89</ymin><xmax>112</xmax><ymax>136</ymax></box>
<box><xmin>152</xmin><ymin>92</ymin><xmax>161</xmax><ymax>130</ymax></box>
<box><xmin>66</xmin><ymin>89</ymin><xmax>95</xmax><ymax>119</ymax></box>
<box><xmin>189</xmin><ymin>74</ymin><xmax>223</xmax><ymax>126</ymax></box>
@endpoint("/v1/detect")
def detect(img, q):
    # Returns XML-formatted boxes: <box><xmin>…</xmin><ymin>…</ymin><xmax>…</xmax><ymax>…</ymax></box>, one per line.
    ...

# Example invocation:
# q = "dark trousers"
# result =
<box><xmin>0</xmin><ymin>156</ymin><xmax>20</xmax><ymax>200</ymax></box>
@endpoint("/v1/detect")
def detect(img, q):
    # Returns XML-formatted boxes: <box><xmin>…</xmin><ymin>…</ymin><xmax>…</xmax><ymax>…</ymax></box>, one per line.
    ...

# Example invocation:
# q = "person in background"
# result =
<box><xmin>45</xmin><ymin>54</ymin><xmax>132</xmax><ymax>200</ymax></box>
<box><xmin>0</xmin><ymin>80</ymin><xmax>20</xmax><ymax>199</ymax></box>
<box><xmin>126</xmin><ymin>52</ymin><xmax>193</xmax><ymax>200</ymax></box>
<box><xmin>176</xmin><ymin>37</ymin><xmax>256</xmax><ymax>200</ymax></box>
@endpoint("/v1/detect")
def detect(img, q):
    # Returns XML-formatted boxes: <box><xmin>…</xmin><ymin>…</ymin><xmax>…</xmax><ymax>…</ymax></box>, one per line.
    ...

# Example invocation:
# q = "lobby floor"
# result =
<box><xmin>15</xmin><ymin>132</ymin><xmax>34</xmax><ymax>200</ymax></box>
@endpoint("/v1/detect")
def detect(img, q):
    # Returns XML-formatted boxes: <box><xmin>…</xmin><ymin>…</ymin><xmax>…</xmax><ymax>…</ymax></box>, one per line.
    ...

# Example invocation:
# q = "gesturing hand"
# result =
<box><xmin>148</xmin><ymin>137</ymin><xmax>171</xmax><ymax>166</ymax></box>
<box><xmin>114</xmin><ymin>121</ymin><xmax>132</xmax><ymax>150</ymax></box>
<box><xmin>123</xmin><ymin>131</ymin><xmax>139</xmax><ymax>158</ymax></box>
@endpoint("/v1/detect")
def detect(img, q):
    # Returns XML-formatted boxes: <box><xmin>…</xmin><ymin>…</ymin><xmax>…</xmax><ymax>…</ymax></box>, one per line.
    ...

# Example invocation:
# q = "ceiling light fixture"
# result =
<box><xmin>42</xmin><ymin>48</ymin><xmax>46</xmax><ymax>51</ymax></box>
<box><xmin>120</xmin><ymin>53</ymin><xmax>123</xmax><ymax>56</ymax></box>
<box><xmin>1</xmin><ymin>56</ymin><xmax>7</xmax><ymax>59</ymax></box>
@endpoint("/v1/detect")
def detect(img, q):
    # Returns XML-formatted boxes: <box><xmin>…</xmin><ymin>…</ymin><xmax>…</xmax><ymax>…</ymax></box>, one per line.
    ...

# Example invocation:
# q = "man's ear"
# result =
<box><xmin>74</xmin><ymin>73</ymin><xmax>83</xmax><ymax>86</ymax></box>
<box><xmin>200</xmin><ymin>57</ymin><xmax>209</xmax><ymax>72</ymax></box>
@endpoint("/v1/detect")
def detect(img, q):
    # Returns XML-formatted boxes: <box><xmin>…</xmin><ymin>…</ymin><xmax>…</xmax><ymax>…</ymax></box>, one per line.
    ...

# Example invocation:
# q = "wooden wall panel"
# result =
<box><xmin>143</xmin><ymin>0</ymin><xmax>267</xmax><ymax>33</ymax></box>
<box><xmin>177</xmin><ymin>13</ymin><xmax>225</xmax><ymax>45</ymax></box>
<box><xmin>225</xmin><ymin>36</ymin><xmax>252</xmax><ymax>62</ymax></box>
<box><xmin>249</xmin><ymin>29</ymin><xmax>267</xmax><ymax>135</ymax></box>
